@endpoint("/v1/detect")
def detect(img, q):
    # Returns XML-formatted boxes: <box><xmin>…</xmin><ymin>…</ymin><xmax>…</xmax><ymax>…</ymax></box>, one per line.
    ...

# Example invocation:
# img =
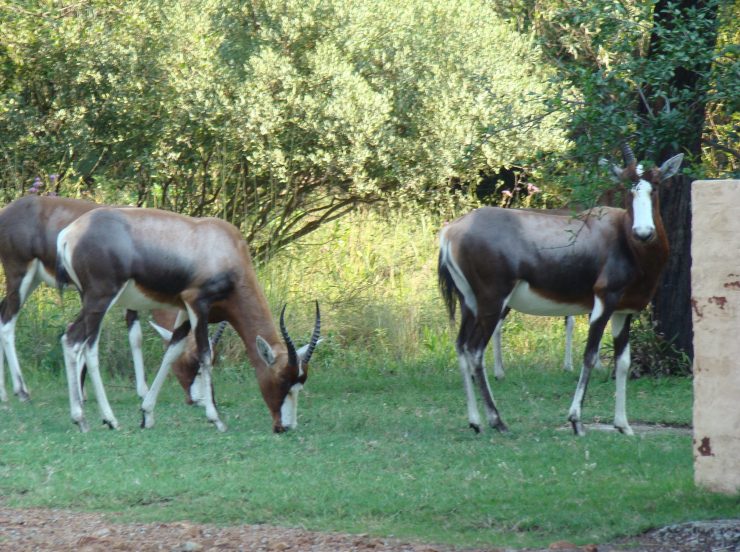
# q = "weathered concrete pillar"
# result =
<box><xmin>691</xmin><ymin>179</ymin><xmax>740</xmax><ymax>494</ymax></box>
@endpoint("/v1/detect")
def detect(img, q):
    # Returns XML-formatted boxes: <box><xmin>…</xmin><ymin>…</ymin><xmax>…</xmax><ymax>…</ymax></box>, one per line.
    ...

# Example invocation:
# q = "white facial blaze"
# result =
<box><xmin>280</xmin><ymin>383</ymin><xmax>302</xmax><ymax>429</ymax></box>
<box><xmin>631</xmin><ymin>180</ymin><xmax>655</xmax><ymax>239</ymax></box>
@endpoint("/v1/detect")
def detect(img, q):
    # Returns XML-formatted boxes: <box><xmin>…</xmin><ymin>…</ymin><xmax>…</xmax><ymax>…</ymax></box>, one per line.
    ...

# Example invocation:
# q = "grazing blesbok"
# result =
<box><xmin>0</xmin><ymin>195</ymin><xmax>153</xmax><ymax>401</ymax></box>
<box><xmin>439</xmin><ymin>145</ymin><xmax>683</xmax><ymax>436</ymax></box>
<box><xmin>56</xmin><ymin>206</ymin><xmax>320</xmax><ymax>433</ymax></box>
<box><xmin>149</xmin><ymin>310</ymin><xmax>228</xmax><ymax>405</ymax></box>
<box><xmin>0</xmin><ymin>195</ymin><xmax>214</xmax><ymax>403</ymax></box>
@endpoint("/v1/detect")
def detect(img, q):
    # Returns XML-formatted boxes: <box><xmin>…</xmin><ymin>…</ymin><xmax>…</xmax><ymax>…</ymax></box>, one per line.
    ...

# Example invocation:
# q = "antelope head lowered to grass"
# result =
<box><xmin>149</xmin><ymin>310</ymin><xmax>228</xmax><ymax>405</ymax></box>
<box><xmin>56</xmin><ymin>206</ymin><xmax>320</xmax><ymax>433</ymax></box>
<box><xmin>438</xmin><ymin>144</ymin><xmax>683</xmax><ymax>436</ymax></box>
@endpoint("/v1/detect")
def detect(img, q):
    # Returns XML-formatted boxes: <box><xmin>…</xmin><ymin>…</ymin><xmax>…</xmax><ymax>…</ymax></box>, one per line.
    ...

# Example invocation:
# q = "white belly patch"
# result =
<box><xmin>112</xmin><ymin>280</ymin><xmax>175</xmax><ymax>311</ymax></box>
<box><xmin>506</xmin><ymin>281</ymin><xmax>590</xmax><ymax>316</ymax></box>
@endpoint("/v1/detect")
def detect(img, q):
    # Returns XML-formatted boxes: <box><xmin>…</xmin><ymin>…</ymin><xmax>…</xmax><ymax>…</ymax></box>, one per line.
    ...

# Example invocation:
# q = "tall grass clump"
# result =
<box><xmin>5</xmin><ymin>204</ymin><xmax>598</xmax><ymax>384</ymax></box>
<box><xmin>255</xmin><ymin>207</ymin><xmax>454</xmax><ymax>363</ymax></box>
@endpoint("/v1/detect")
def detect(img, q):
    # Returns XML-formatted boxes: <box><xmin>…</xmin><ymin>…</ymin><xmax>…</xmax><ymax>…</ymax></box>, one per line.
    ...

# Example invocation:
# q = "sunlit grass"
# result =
<box><xmin>1</xmin><ymin>208</ymin><xmax>737</xmax><ymax>548</ymax></box>
<box><xmin>1</xmin><ymin>354</ymin><xmax>735</xmax><ymax>549</ymax></box>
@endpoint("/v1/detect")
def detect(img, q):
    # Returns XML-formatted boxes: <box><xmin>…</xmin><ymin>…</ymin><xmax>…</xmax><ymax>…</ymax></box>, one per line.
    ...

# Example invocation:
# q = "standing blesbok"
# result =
<box><xmin>56</xmin><ymin>206</ymin><xmax>320</xmax><ymax>433</ymax></box>
<box><xmin>0</xmin><ymin>195</ymin><xmax>152</xmax><ymax>401</ymax></box>
<box><xmin>439</xmin><ymin>145</ymin><xmax>683</xmax><ymax>435</ymax></box>
<box><xmin>149</xmin><ymin>310</ymin><xmax>228</xmax><ymax>405</ymax></box>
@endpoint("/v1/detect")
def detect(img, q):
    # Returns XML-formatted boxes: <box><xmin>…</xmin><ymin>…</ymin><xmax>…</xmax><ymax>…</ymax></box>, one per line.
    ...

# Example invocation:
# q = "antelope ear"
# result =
<box><xmin>659</xmin><ymin>153</ymin><xmax>684</xmax><ymax>181</ymax></box>
<box><xmin>296</xmin><ymin>338</ymin><xmax>324</xmax><ymax>361</ymax></box>
<box><xmin>256</xmin><ymin>336</ymin><xmax>276</xmax><ymax>367</ymax></box>
<box><xmin>599</xmin><ymin>158</ymin><xmax>623</xmax><ymax>182</ymax></box>
<box><xmin>149</xmin><ymin>321</ymin><xmax>173</xmax><ymax>342</ymax></box>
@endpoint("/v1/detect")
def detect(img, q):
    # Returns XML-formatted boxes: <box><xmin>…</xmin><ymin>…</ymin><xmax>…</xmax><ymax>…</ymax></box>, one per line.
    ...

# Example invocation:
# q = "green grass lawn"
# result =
<box><xmin>1</xmin><ymin>349</ymin><xmax>737</xmax><ymax>549</ymax></box>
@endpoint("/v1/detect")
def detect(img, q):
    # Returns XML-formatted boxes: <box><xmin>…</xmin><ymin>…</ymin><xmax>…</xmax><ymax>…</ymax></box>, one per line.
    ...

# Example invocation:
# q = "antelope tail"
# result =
<box><xmin>438</xmin><ymin>244</ymin><xmax>458</xmax><ymax>322</ymax></box>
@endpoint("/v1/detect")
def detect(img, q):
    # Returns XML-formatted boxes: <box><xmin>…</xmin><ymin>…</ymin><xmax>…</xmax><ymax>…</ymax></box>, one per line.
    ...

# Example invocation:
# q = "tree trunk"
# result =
<box><xmin>654</xmin><ymin>174</ymin><xmax>694</xmax><ymax>357</ymax></box>
<box><xmin>646</xmin><ymin>0</ymin><xmax>720</xmax><ymax>361</ymax></box>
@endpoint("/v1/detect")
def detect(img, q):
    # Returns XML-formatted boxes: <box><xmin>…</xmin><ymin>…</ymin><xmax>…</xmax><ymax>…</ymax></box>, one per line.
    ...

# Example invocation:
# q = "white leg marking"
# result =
<box><xmin>0</xmin><ymin>261</ymin><xmax>42</xmax><ymax>400</ymax></box>
<box><xmin>173</xmin><ymin>306</ymin><xmax>225</xmax><ymax>431</ymax></box>
<box><xmin>197</xmin><ymin>356</ymin><xmax>225</xmax><ymax>432</ymax></box>
<box><xmin>611</xmin><ymin>313</ymin><xmax>633</xmax><ymax>435</ymax></box>
<box><xmin>128</xmin><ymin>319</ymin><xmax>149</xmax><ymax>399</ymax></box>
<box><xmin>84</xmin><ymin>337</ymin><xmax>119</xmax><ymax>429</ymax></box>
<box><xmin>458</xmin><ymin>351</ymin><xmax>481</xmax><ymax>430</ymax></box>
<box><xmin>0</xmin><ymin>343</ymin><xmax>7</xmax><ymax>403</ymax></box>
<box><xmin>0</xmin><ymin>315</ymin><xmax>29</xmax><ymax>399</ymax></box>
<box><xmin>563</xmin><ymin>316</ymin><xmax>574</xmax><ymax>371</ymax></box>
<box><xmin>141</xmin><ymin>338</ymin><xmax>188</xmax><ymax>429</ymax></box>
<box><xmin>61</xmin><ymin>335</ymin><xmax>88</xmax><ymax>431</ymax></box>
<box><xmin>492</xmin><ymin>320</ymin><xmax>505</xmax><ymax>379</ymax></box>
<box><xmin>471</xmin><ymin>347</ymin><xmax>502</xmax><ymax>429</ymax></box>
<box><xmin>567</xmin><ymin>378</ymin><xmax>586</xmax><ymax>430</ymax></box>
<box><xmin>190</xmin><ymin>373</ymin><xmax>206</xmax><ymax>406</ymax></box>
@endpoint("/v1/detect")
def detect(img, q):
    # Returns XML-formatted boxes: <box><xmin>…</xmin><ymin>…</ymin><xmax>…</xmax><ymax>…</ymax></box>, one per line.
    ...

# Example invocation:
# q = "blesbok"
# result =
<box><xmin>0</xmin><ymin>194</ymin><xmax>214</xmax><ymax>403</ymax></box>
<box><xmin>56</xmin><ymin>206</ymin><xmax>320</xmax><ymax>433</ymax></box>
<box><xmin>438</xmin><ymin>145</ymin><xmax>683</xmax><ymax>435</ymax></box>
<box><xmin>0</xmin><ymin>195</ymin><xmax>152</xmax><ymax>401</ymax></box>
<box><xmin>149</xmin><ymin>310</ymin><xmax>228</xmax><ymax>405</ymax></box>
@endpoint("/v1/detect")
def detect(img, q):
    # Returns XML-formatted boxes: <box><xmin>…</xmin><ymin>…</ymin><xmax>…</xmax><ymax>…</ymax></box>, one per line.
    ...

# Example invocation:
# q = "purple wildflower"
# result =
<box><xmin>527</xmin><ymin>183</ymin><xmax>541</xmax><ymax>194</ymax></box>
<box><xmin>501</xmin><ymin>190</ymin><xmax>513</xmax><ymax>198</ymax></box>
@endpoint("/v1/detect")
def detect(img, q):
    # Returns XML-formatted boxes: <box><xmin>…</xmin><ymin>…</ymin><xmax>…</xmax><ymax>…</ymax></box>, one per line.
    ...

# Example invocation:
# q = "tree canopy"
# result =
<box><xmin>1</xmin><ymin>0</ymin><xmax>568</xmax><ymax>257</ymax></box>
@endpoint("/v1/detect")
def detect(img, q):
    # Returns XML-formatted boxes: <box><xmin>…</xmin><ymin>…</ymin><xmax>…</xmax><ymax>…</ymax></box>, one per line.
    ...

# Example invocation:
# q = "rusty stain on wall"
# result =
<box><xmin>708</xmin><ymin>296</ymin><xmax>728</xmax><ymax>309</ymax></box>
<box><xmin>697</xmin><ymin>437</ymin><xmax>714</xmax><ymax>457</ymax></box>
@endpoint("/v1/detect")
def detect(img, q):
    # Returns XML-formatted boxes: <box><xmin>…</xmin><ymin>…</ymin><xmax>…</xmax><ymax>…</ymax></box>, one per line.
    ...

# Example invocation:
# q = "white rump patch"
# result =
<box><xmin>507</xmin><ymin>281</ymin><xmax>590</xmax><ymax>317</ymax></box>
<box><xmin>439</xmin><ymin>230</ymin><xmax>478</xmax><ymax>316</ymax></box>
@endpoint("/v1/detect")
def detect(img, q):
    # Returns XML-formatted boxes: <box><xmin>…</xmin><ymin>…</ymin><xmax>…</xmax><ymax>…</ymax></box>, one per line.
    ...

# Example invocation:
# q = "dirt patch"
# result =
<box><xmin>1</xmin><ymin>506</ymin><xmax>738</xmax><ymax>552</ymax></box>
<box><xmin>557</xmin><ymin>423</ymin><xmax>692</xmax><ymax>436</ymax></box>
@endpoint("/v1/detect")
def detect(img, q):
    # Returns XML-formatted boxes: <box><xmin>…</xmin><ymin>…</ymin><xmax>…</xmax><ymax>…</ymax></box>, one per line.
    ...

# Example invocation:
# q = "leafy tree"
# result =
<box><xmin>493</xmin><ymin>0</ymin><xmax>738</xmax><ymax>365</ymax></box>
<box><xmin>0</xmin><ymin>0</ymin><xmax>567</xmax><ymax>259</ymax></box>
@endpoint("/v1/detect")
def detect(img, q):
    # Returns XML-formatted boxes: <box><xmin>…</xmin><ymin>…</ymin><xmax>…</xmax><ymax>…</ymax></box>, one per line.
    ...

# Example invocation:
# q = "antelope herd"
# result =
<box><xmin>0</xmin><ymin>144</ymin><xmax>683</xmax><ymax>437</ymax></box>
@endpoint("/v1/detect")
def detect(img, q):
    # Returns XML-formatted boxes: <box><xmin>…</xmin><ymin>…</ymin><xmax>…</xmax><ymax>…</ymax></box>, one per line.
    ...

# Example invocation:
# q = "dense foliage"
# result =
<box><xmin>0</xmin><ymin>0</ymin><xmax>565</xmax><ymax>257</ymax></box>
<box><xmin>494</xmin><ymin>0</ymin><xmax>738</xmax><ymax>174</ymax></box>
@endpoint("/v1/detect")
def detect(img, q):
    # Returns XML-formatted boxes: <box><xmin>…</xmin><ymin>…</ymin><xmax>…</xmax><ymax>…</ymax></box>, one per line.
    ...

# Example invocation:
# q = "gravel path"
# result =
<box><xmin>1</xmin><ymin>507</ymin><xmax>738</xmax><ymax>551</ymax></box>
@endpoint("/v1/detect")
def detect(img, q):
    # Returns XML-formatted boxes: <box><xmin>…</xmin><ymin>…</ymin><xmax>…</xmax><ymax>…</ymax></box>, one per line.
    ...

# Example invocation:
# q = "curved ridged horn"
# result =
<box><xmin>209</xmin><ymin>321</ymin><xmax>228</xmax><ymax>349</ymax></box>
<box><xmin>280</xmin><ymin>304</ymin><xmax>298</xmax><ymax>367</ymax></box>
<box><xmin>302</xmin><ymin>301</ymin><xmax>321</xmax><ymax>363</ymax></box>
<box><xmin>620</xmin><ymin>142</ymin><xmax>636</xmax><ymax>167</ymax></box>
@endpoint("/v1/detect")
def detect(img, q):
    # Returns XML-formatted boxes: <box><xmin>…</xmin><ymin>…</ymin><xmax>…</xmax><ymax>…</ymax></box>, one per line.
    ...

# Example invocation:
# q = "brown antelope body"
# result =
<box><xmin>56</xmin><ymin>207</ymin><xmax>320</xmax><ymax>433</ymax></box>
<box><xmin>438</xmin><ymin>147</ymin><xmax>683</xmax><ymax>435</ymax></box>
<box><xmin>0</xmin><ymin>196</ymin><xmax>155</xmax><ymax>401</ymax></box>
<box><xmin>0</xmin><ymin>195</ymin><xmax>216</xmax><ymax>403</ymax></box>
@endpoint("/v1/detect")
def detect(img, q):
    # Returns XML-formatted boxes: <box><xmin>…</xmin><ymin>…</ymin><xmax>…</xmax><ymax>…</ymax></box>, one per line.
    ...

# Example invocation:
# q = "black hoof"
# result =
<box><xmin>570</xmin><ymin>419</ymin><xmax>586</xmax><ymax>436</ymax></box>
<box><xmin>102</xmin><ymin>420</ymin><xmax>117</xmax><ymax>430</ymax></box>
<box><xmin>469</xmin><ymin>423</ymin><xmax>481</xmax><ymax>434</ymax></box>
<box><xmin>16</xmin><ymin>390</ymin><xmax>30</xmax><ymax>402</ymax></box>
<box><xmin>493</xmin><ymin>420</ymin><xmax>509</xmax><ymax>433</ymax></box>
